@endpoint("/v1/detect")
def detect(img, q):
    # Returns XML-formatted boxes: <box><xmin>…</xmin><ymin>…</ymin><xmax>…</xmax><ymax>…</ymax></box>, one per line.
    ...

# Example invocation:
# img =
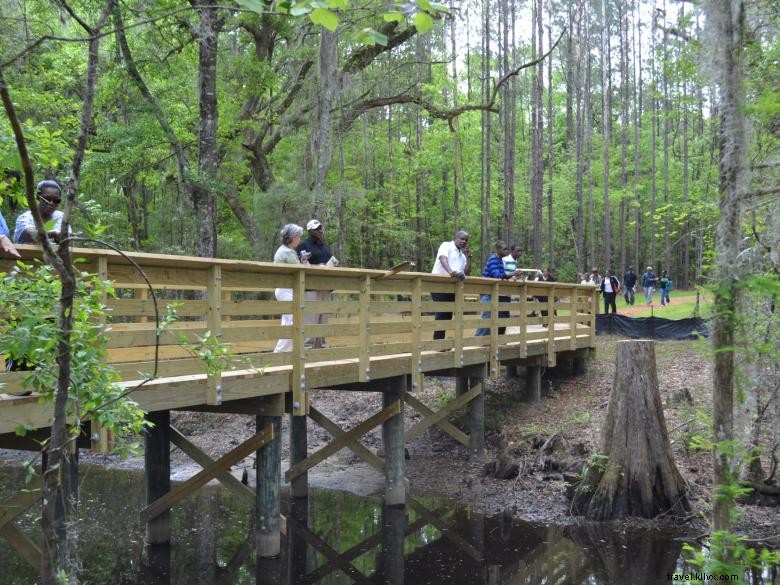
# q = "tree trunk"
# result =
<box><xmin>572</xmin><ymin>340</ymin><xmax>689</xmax><ymax>520</ymax></box>
<box><xmin>531</xmin><ymin>0</ymin><xmax>544</xmax><ymax>267</ymax></box>
<box><xmin>312</xmin><ymin>29</ymin><xmax>339</xmax><ymax>218</ymax></box>
<box><xmin>600</xmin><ymin>0</ymin><xmax>611</xmax><ymax>270</ymax></box>
<box><xmin>706</xmin><ymin>0</ymin><xmax>747</xmax><ymax>533</ymax></box>
<box><xmin>192</xmin><ymin>0</ymin><xmax>221</xmax><ymax>258</ymax></box>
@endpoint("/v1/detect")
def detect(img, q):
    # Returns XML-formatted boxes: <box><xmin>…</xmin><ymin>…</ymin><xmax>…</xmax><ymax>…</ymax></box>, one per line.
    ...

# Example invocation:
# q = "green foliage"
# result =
<box><xmin>0</xmin><ymin>262</ymin><xmax>148</xmax><ymax>457</ymax></box>
<box><xmin>682</xmin><ymin>532</ymin><xmax>780</xmax><ymax>584</ymax></box>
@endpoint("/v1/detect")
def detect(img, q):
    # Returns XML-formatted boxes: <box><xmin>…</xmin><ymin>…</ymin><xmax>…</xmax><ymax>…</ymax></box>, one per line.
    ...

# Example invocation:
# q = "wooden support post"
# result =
<box><xmin>573</xmin><ymin>356</ymin><xmax>587</xmax><ymax>375</ymax></box>
<box><xmin>383</xmin><ymin>376</ymin><xmax>406</xmax><ymax>507</ymax></box>
<box><xmin>547</xmin><ymin>285</ymin><xmax>556</xmax><ymax>367</ymax></box>
<box><xmin>292</xmin><ymin>270</ymin><xmax>307</xmax><ymax>416</ymax></box>
<box><xmin>456</xmin><ymin>373</ymin><xmax>484</xmax><ymax>460</ymax></box>
<box><xmin>144</xmin><ymin>410</ymin><xmax>171</xmax><ymax>545</ymax></box>
<box><xmin>257</xmin><ymin>414</ymin><xmax>281</xmax><ymax>558</ymax></box>
<box><xmin>411</xmin><ymin>277</ymin><xmax>423</xmax><ymax>393</ymax></box>
<box><xmin>468</xmin><ymin>376</ymin><xmax>485</xmax><ymax>459</ymax></box>
<box><xmin>489</xmin><ymin>281</ymin><xmax>499</xmax><ymax>378</ymax></box>
<box><xmin>380</xmin><ymin>505</ymin><xmax>406</xmax><ymax>585</ymax></box>
<box><xmin>526</xmin><ymin>364</ymin><xmax>542</xmax><ymax>403</ymax></box>
<box><xmin>454</xmin><ymin>280</ymin><xmax>465</xmax><ymax>367</ymax></box>
<box><xmin>287</xmin><ymin>496</ymin><xmax>308</xmax><ymax>584</ymax></box>
<box><xmin>358</xmin><ymin>274</ymin><xmax>371</xmax><ymax>382</ymax></box>
<box><xmin>289</xmin><ymin>412</ymin><xmax>308</xmax><ymax>498</ymax></box>
<box><xmin>206</xmin><ymin>265</ymin><xmax>223</xmax><ymax>405</ymax></box>
<box><xmin>504</xmin><ymin>364</ymin><xmax>519</xmax><ymax>379</ymax></box>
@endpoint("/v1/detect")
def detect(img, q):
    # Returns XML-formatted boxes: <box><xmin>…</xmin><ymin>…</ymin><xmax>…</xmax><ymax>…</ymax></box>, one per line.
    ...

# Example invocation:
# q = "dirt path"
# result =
<box><xmin>616</xmin><ymin>293</ymin><xmax>698</xmax><ymax>316</ymax></box>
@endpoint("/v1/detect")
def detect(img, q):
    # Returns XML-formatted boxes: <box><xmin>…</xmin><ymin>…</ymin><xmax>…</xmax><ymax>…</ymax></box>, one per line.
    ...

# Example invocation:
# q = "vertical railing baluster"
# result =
<box><xmin>569</xmin><ymin>286</ymin><xmax>578</xmax><ymax>350</ymax></box>
<box><xmin>411</xmin><ymin>277</ymin><xmax>423</xmax><ymax>392</ymax></box>
<box><xmin>489</xmin><ymin>281</ymin><xmax>499</xmax><ymax>377</ymax></box>
<box><xmin>292</xmin><ymin>269</ymin><xmax>307</xmax><ymax>416</ymax></box>
<box><xmin>359</xmin><ymin>275</ymin><xmax>371</xmax><ymax>382</ymax></box>
<box><xmin>520</xmin><ymin>282</ymin><xmax>528</xmax><ymax>358</ymax></box>
<box><xmin>454</xmin><ymin>280</ymin><xmax>464</xmax><ymax>367</ymax></box>
<box><xmin>206</xmin><ymin>264</ymin><xmax>223</xmax><ymax>405</ymax></box>
<box><xmin>547</xmin><ymin>285</ymin><xmax>556</xmax><ymax>367</ymax></box>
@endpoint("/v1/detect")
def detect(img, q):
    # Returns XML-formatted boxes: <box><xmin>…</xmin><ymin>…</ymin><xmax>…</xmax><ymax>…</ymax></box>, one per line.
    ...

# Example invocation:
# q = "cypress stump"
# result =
<box><xmin>572</xmin><ymin>340</ymin><xmax>689</xmax><ymax>520</ymax></box>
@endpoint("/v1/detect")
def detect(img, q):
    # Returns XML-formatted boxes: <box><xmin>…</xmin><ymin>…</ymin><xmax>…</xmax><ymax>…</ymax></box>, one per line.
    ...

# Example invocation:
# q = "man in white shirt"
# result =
<box><xmin>431</xmin><ymin>230</ymin><xmax>472</xmax><ymax>341</ymax></box>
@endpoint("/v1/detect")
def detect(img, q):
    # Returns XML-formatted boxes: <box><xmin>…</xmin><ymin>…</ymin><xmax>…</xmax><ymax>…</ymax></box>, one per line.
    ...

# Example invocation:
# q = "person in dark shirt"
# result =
<box><xmin>622</xmin><ymin>266</ymin><xmax>637</xmax><ymax>305</ymax></box>
<box><xmin>475</xmin><ymin>241</ymin><xmax>511</xmax><ymax>337</ymax></box>
<box><xmin>297</xmin><ymin>219</ymin><xmax>336</xmax><ymax>349</ymax></box>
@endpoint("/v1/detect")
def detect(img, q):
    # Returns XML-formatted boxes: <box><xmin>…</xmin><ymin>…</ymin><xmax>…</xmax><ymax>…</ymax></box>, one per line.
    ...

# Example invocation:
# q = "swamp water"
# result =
<box><xmin>0</xmin><ymin>464</ymin><xmax>776</xmax><ymax>584</ymax></box>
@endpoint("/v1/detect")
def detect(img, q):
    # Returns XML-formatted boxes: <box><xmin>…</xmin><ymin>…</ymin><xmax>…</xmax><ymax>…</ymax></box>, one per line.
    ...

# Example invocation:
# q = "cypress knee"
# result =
<box><xmin>572</xmin><ymin>340</ymin><xmax>689</xmax><ymax>520</ymax></box>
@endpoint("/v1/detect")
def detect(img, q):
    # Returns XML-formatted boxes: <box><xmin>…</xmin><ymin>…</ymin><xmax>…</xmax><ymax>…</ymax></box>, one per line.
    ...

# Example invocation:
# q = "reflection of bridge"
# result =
<box><xmin>0</xmin><ymin>246</ymin><xmax>596</xmax><ymax>566</ymax></box>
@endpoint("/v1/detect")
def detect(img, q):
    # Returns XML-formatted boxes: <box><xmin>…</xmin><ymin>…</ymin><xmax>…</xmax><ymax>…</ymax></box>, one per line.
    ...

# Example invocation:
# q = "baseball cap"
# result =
<box><xmin>307</xmin><ymin>219</ymin><xmax>322</xmax><ymax>230</ymax></box>
<box><xmin>647</xmin><ymin>266</ymin><xmax>652</xmax><ymax>270</ymax></box>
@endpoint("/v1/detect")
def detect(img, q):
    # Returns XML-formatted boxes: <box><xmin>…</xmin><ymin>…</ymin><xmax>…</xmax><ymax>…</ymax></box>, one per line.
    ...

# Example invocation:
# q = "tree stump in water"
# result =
<box><xmin>572</xmin><ymin>340</ymin><xmax>689</xmax><ymax>520</ymax></box>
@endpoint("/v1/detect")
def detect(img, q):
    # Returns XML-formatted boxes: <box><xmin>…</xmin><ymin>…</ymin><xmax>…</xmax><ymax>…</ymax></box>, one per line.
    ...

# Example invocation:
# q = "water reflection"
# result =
<box><xmin>0</xmin><ymin>464</ymin><xmax>776</xmax><ymax>584</ymax></box>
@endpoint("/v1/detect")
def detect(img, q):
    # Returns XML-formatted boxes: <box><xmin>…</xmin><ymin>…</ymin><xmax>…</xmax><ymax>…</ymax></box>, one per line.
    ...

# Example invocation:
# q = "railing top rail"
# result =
<box><xmin>2</xmin><ymin>245</ymin><xmax>597</xmax><ymax>290</ymax></box>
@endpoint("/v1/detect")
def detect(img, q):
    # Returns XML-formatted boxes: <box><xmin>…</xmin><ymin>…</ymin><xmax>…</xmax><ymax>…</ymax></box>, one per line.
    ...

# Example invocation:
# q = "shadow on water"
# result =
<box><xmin>0</xmin><ymin>464</ymin><xmax>776</xmax><ymax>584</ymax></box>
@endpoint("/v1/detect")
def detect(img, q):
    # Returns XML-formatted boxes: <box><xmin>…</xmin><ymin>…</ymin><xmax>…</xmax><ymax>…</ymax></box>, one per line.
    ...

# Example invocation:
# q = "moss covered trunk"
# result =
<box><xmin>572</xmin><ymin>339</ymin><xmax>689</xmax><ymax>520</ymax></box>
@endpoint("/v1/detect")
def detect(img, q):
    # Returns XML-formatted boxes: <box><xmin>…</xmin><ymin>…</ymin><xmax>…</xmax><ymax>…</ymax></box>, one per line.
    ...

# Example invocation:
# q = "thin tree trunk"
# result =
<box><xmin>546</xmin><ymin>17</ymin><xmax>554</xmax><ymax>267</ymax></box>
<box><xmin>531</xmin><ymin>0</ymin><xmax>544</xmax><ymax>267</ymax></box>
<box><xmin>312</xmin><ymin>29</ymin><xmax>339</xmax><ymax>218</ymax></box>
<box><xmin>661</xmin><ymin>2</ymin><xmax>671</xmax><ymax>273</ymax></box>
<box><xmin>600</xmin><ymin>0</ymin><xmax>612</xmax><ymax>269</ymax></box>
<box><xmin>706</xmin><ymin>0</ymin><xmax>747</xmax><ymax>533</ymax></box>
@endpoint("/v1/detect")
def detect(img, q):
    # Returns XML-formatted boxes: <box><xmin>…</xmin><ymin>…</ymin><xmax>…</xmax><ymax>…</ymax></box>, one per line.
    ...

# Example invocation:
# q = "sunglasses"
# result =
<box><xmin>39</xmin><ymin>195</ymin><xmax>61</xmax><ymax>205</ymax></box>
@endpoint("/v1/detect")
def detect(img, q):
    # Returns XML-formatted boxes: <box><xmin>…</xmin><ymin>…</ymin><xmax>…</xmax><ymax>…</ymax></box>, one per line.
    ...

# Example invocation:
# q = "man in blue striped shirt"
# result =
<box><xmin>475</xmin><ymin>241</ymin><xmax>512</xmax><ymax>336</ymax></box>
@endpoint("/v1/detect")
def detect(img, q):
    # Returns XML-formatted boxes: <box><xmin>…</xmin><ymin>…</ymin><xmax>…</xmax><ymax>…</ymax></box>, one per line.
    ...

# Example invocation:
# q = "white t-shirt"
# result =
<box><xmin>604</xmin><ymin>277</ymin><xmax>615</xmax><ymax>293</ymax></box>
<box><xmin>432</xmin><ymin>241</ymin><xmax>467</xmax><ymax>276</ymax></box>
<box><xmin>503</xmin><ymin>255</ymin><xmax>517</xmax><ymax>277</ymax></box>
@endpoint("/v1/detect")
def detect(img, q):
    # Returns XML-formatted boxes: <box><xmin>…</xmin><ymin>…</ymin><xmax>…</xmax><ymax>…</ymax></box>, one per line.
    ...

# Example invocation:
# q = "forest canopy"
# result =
<box><xmin>0</xmin><ymin>0</ymin><xmax>777</xmax><ymax>283</ymax></box>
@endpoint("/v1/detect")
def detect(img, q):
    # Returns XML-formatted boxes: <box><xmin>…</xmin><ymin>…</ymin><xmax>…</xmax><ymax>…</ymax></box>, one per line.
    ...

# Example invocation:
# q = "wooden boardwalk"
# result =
<box><xmin>0</xmin><ymin>245</ymin><xmax>597</xmax><ymax>562</ymax></box>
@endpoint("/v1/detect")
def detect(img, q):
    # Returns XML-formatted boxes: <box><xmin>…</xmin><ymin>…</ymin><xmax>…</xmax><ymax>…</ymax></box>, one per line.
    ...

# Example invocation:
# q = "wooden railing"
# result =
<box><xmin>0</xmin><ymin>246</ymin><xmax>597</xmax><ymax>428</ymax></box>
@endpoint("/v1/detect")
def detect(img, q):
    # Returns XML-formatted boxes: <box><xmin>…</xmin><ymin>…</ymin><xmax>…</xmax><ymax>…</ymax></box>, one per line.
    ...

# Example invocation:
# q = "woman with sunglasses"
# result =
<box><xmin>13</xmin><ymin>180</ymin><xmax>66</xmax><ymax>244</ymax></box>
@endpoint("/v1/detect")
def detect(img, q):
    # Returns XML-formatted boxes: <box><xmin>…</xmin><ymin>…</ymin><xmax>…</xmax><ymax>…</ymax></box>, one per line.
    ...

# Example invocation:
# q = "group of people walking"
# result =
<box><xmin>581</xmin><ymin>265</ymin><xmax>673</xmax><ymax>313</ymax></box>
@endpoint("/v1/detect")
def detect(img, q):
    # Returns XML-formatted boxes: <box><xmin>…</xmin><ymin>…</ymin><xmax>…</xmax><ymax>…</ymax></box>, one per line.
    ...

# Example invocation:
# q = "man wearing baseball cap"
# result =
<box><xmin>297</xmin><ymin>219</ymin><xmax>337</xmax><ymax>349</ymax></box>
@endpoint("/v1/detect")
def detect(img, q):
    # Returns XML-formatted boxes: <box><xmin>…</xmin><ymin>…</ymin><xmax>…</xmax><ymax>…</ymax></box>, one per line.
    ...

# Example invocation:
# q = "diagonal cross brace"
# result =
<box><xmin>308</xmin><ymin>406</ymin><xmax>385</xmax><ymax>474</ymax></box>
<box><xmin>285</xmin><ymin>400</ymin><xmax>400</xmax><ymax>482</ymax></box>
<box><xmin>404</xmin><ymin>393</ymin><xmax>469</xmax><ymax>446</ymax></box>
<box><xmin>404</xmin><ymin>385</ymin><xmax>481</xmax><ymax>444</ymax></box>
<box><xmin>140</xmin><ymin>425</ymin><xmax>274</xmax><ymax>523</ymax></box>
<box><xmin>169</xmin><ymin>426</ymin><xmax>255</xmax><ymax>504</ymax></box>
<box><xmin>286</xmin><ymin>512</ymin><xmax>375</xmax><ymax>585</ymax></box>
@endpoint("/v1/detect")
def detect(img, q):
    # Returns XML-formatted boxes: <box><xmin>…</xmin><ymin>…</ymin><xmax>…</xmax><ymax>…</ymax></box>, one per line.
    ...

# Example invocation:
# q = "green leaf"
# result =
<box><xmin>235</xmin><ymin>0</ymin><xmax>266</xmax><ymax>13</ymax></box>
<box><xmin>367</xmin><ymin>30</ymin><xmax>389</xmax><ymax>46</ymax></box>
<box><xmin>413</xmin><ymin>12</ymin><xmax>434</xmax><ymax>34</ymax></box>
<box><xmin>327</xmin><ymin>0</ymin><xmax>349</xmax><ymax>8</ymax></box>
<box><xmin>290</xmin><ymin>2</ymin><xmax>312</xmax><ymax>15</ymax></box>
<box><xmin>310</xmin><ymin>7</ymin><xmax>339</xmax><ymax>31</ymax></box>
<box><xmin>382</xmin><ymin>11</ymin><xmax>404</xmax><ymax>23</ymax></box>
<box><xmin>417</xmin><ymin>0</ymin><xmax>433</xmax><ymax>11</ymax></box>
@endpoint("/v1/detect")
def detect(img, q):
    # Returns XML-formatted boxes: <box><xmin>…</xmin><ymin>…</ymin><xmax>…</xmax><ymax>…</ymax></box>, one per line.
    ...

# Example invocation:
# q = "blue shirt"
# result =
<box><xmin>481</xmin><ymin>254</ymin><xmax>507</xmax><ymax>279</ymax></box>
<box><xmin>0</xmin><ymin>211</ymin><xmax>9</xmax><ymax>238</ymax></box>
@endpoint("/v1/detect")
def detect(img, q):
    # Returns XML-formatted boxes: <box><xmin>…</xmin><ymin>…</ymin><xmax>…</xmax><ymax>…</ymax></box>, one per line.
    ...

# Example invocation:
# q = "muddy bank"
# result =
<box><xmin>1</xmin><ymin>337</ymin><xmax>777</xmax><ymax>545</ymax></box>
